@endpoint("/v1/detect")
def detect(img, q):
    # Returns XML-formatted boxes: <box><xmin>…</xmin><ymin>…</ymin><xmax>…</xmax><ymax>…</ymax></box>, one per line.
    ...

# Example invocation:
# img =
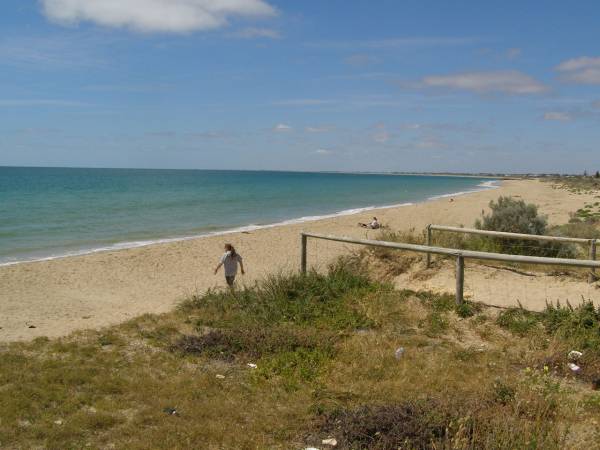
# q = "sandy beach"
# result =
<box><xmin>1</xmin><ymin>178</ymin><xmax>598</xmax><ymax>343</ymax></box>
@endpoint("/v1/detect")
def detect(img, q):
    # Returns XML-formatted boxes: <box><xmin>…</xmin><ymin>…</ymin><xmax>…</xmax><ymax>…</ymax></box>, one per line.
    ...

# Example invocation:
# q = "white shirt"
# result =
<box><xmin>220</xmin><ymin>251</ymin><xmax>242</xmax><ymax>276</ymax></box>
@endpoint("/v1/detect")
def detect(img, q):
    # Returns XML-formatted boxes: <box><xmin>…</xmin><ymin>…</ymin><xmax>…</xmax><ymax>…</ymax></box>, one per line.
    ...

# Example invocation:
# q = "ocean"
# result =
<box><xmin>0</xmin><ymin>167</ymin><xmax>497</xmax><ymax>266</ymax></box>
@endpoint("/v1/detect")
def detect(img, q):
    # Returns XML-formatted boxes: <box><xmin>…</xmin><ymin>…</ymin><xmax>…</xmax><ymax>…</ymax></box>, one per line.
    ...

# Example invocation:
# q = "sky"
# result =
<box><xmin>1</xmin><ymin>0</ymin><xmax>600</xmax><ymax>174</ymax></box>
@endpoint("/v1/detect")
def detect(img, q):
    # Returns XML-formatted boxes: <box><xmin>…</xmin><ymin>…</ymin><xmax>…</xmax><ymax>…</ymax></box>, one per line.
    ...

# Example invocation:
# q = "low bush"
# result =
<box><xmin>498</xmin><ymin>301</ymin><xmax>600</xmax><ymax>352</ymax></box>
<box><xmin>497</xmin><ymin>307</ymin><xmax>542</xmax><ymax>336</ymax></box>
<box><xmin>475</xmin><ymin>197</ymin><xmax>577</xmax><ymax>258</ymax></box>
<box><xmin>541</xmin><ymin>301</ymin><xmax>600</xmax><ymax>350</ymax></box>
<box><xmin>181</xmin><ymin>260</ymin><xmax>382</xmax><ymax>331</ymax></box>
<box><xmin>314</xmin><ymin>393</ymin><xmax>564</xmax><ymax>450</ymax></box>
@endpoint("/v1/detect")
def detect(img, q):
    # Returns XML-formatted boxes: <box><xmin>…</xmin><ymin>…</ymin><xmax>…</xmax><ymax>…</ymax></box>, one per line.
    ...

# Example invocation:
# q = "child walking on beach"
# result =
<box><xmin>214</xmin><ymin>244</ymin><xmax>245</xmax><ymax>287</ymax></box>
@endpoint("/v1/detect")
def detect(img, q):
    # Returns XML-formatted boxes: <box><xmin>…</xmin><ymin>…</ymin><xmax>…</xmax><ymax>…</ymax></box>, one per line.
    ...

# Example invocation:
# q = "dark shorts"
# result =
<box><xmin>225</xmin><ymin>275</ymin><xmax>236</xmax><ymax>286</ymax></box>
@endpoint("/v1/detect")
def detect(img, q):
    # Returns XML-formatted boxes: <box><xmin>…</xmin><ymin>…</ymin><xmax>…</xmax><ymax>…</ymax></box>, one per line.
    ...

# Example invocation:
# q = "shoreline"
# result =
<box><xmin>0</xmin><ymin>180</ymin><xmax>499</xmax><ymax>268</ymax></box>
<box><xmin>1</xmin><ymin>178</ymin><xmax>590</xmax><ymax>343</ymax></box>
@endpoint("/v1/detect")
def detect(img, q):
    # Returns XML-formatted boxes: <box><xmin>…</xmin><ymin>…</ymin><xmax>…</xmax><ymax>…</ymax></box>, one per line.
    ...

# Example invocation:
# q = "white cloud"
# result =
<box><xmin>229</xmin><ymin>27</ymin><xmax>280</xmax><ymax>39</ymax></box>
<box><xmin>273</xmin><ymin>123</ymin><xmax>292</xmax><ymax>132</ymax></box>
<box><xmin>415</xmin><ymin>71</ymin><xmax>548</xmax><ymax>95</ymax></box>
<box><xmin>41</xmin><ymin>0</ymin><xmax>277</xmax><ymax>34</ymax></box>
<box><xmin>556</xmin><ymin>56</ymin><xmax>600</xmax><ymax>72</ymax></box>
<box><xmin>543</xmin><ymin>112</ymin><xmax>572</xmax><ymax>121</ymax></box>
<box><xmin>314</xmin><ymin>149</ymin><xmax>332</xmax><ymax>155</ymax></box>
<box><xmin>556</xmin><ymin>57</ymin><xmax>600</xmax><ymax>85</ymax></box>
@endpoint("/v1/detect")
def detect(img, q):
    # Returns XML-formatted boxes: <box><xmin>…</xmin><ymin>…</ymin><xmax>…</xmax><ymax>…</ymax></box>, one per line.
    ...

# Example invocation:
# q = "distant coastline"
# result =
<box><xmin>0</xmin><ymin>165</ymin><xmax>561</xmax><ymax>178</ymax></box>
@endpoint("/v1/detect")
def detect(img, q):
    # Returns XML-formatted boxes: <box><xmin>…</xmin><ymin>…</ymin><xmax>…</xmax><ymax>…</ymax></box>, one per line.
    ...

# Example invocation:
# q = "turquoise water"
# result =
<box><xmin>0</xmin><ymin>167</ymin><xmax>497</xmax><ymax>265</ymax></box>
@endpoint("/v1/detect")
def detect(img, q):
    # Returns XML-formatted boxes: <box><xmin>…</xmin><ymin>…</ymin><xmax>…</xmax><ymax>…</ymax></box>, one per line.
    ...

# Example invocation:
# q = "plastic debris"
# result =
<box><xmin>322</xmin><ymin>438</ymin><xmax>338</xmax><ymax>446</ymax></box>
<box><xmin>568</xmin><ymin>350</ymin><xmax>583</xmax><ymax>360</ymax></box>
<box><xmin>54</xmin><ymin>419</ymin><xmax>63</xmax><ymax>425</ymax></box>
<box><xmin>394</xmin><ymin>347</ymin><xmax>405</xmax><ymax>359</ymax></box>
<box><xmin>247</xmin><ymin>363</ymin><xmax>257</xmax><ymax>369</ymax></box>
<box><xmin>304</xmin><ymin>448</ymin><xmax>320</xmax><ymax>450</ymax></box>
<box><xmin>568</xmin><ymin>363</ymin><xmax>581</xmax><ymax>373</ymax></box>
<box><xmin>163</xmin><ymin>408</ymin><xmax>178</xmax><ymax>416</ymax></box>
<box><xmin>216</xmin><ymin>374</ymin><xmax>225</xmax><ymax>379</ymax></box>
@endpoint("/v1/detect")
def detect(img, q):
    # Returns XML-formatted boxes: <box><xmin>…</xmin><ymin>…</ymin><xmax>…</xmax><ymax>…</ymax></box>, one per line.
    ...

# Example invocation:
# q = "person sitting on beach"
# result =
<box><xmin>358</xmin><ymin>217</ymin><xmax>380</xmax><ymax>229</ymax></box>
<box><xmin>214</xmin><ymin>243</ymin><xmax>245</xmax><ymax>288</ymax></box>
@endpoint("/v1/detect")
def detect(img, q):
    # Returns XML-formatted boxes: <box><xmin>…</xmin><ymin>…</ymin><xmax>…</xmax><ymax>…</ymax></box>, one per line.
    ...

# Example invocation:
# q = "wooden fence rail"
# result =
<box><xmin>425</xmin><ymin>224</ymin><xmax>598</xmax><ymax>282</ymax></box>
<box><xmin>300</xmin><ymin>232</ymin><xmax>600</xmax><ymax>305</ymax></box>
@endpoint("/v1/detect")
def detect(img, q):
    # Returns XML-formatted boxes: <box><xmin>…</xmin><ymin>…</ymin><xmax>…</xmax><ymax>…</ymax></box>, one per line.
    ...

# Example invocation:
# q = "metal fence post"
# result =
<box><xmin>301</xmin><ymin>233</ymin><xmax>307</xmax><ymax>274</ymax></box>
<box><xmin>425</xmin><ymin>224</ymin><xmax>432</xmax><ymax>268</ymax></box>
<box><xmin>590</xmin><ymin>239</ymin><xmax>597</xmax><ymax>283</ymax></box>
<box><xmin>455</xmin><ymin>255</ymin><xmax>464</xmax><ymax>305</ymax></box>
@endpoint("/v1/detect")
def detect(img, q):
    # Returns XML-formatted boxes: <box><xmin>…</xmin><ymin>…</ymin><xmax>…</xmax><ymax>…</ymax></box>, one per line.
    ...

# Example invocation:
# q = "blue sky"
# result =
<box><xmin>1</xmin><ymin>0</ymin><xmax>599</xmax><ymax>173</ymax></box>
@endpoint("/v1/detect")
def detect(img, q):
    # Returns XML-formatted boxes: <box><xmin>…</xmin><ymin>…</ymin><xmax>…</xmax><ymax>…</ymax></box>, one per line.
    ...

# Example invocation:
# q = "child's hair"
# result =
<box><xmin>225</xmin><ymin>243</ymin><xmax>236</xmax><ymax>257</ymax></box>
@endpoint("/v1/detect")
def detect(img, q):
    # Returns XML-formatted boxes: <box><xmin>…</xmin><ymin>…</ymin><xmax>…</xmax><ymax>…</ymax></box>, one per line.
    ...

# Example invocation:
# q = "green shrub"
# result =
<box><xmin>498</xmin><ymin>301</ymin><xmax>600</xmax><ymax>352</ymax></box>
<box><xmin>477</xmin><ymin>196</ymin><xmax>547</xmax><ymax>235</ymax></box>
<box><xmin>475</xmin><ymin>197</ymin><xmax>576</xmax><ymax>257</ymax></box>
<box><xmin>456</xmin><ymin>301</ymin><xmax>477</xmax><ymax>318</ymax></box>
<box><xmin>497</xmin><ymin>308</ymin><xmax>541</xmax><ymax>336</ymax></box>
<box><xmin>540</xmin><ymin>301</ymin><xmax>600</xmax><ymax>350</ymax></box>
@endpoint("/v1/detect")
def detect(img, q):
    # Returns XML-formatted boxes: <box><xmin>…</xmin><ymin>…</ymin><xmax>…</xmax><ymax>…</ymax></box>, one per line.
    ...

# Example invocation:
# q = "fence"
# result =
<box><xmin>425</xmin><ymin>224</ymin><xmax>598</xmax><ymax>282</ymax></box>
<box><xmin>300</xmin><ymin>232</ymin><xmax>600</xmax><ymax>306</ymax></box>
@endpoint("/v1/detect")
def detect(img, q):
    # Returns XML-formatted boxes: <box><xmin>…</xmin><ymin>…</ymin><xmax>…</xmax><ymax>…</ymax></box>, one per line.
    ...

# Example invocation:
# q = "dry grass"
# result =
<box><xmin>546</xmin><ymin>175</ymin><xmax>600</xmax><ymax>196</ymax></box>
<box><xmin>360</xmin><ymin>227</ymin><xmax>596</xmax><ymax>282</ymax></box>
<box><xmin>1</xmin><ymin>262</ymin><xmax>599</xmax><ymax>449</ymax></box>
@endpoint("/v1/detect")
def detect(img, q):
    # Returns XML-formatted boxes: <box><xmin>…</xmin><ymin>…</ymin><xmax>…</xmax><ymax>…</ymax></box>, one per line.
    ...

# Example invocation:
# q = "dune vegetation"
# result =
<box><xmin>1</xmin><ymin>259</ymin><xmax>599</xmax><ymax>449</ymax></box>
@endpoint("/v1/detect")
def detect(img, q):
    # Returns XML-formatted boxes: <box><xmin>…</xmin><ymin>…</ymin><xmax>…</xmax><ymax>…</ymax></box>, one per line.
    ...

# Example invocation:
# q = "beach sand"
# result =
<box><xmin>1</xmin><ymin>179</ymin><xmax>598</xmax><ymax>343</ymax></box>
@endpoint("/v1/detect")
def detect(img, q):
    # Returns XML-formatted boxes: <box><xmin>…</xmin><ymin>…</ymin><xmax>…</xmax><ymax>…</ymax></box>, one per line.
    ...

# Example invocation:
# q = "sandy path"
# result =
<box><xmin>0</xmin><ymin>179</ymin><xmax>595</xmax><ymax>342</ymax></box>
<box><xmin>396</xmin><ymin>261</ymin><xmax>600</xmax><ymax>312</ymax></box>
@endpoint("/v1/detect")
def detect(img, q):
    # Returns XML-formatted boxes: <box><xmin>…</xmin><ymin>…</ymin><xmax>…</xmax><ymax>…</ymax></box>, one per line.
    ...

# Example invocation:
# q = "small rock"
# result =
<box><xmin>17</xmin><ymin>419</ymin><xmax>31</xmax><ymax>428</ymax></box>
<box><xmin>394</xmin><ymin>347</ymin><xmax>405</xmax><ymax>359</ymax></box>
<box><xmin>28</xmin><ymin>325</ymin><xmax>36</xmax><ymax>329</ymax></box>
<box><xmin>216</xmin><ymin>374</ymin><xmax>225</xmax><ymax>379</ymax></box>
<box><xmin>322</xmin><ymin>437</ymin><xmax>337</xmax><ymax>447</ymax></box>
<box><xmin>568</xmin><ymin>350</ymin><xmax>583</xmax><ymax>360</ymax></box>
<box><xmin>247</xmin><ymin>363</ymin><xmax>257</xmax><ymax>369</ymax></box>
<box><xmin>568</xmin><ymin>363</ymin><xmax>581</xmax><ymax>373</ymax></box>
<box><xmin>54</xmin><ymin>419</ymin><xmax>63</xmax><ymax>425</ymax></box>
